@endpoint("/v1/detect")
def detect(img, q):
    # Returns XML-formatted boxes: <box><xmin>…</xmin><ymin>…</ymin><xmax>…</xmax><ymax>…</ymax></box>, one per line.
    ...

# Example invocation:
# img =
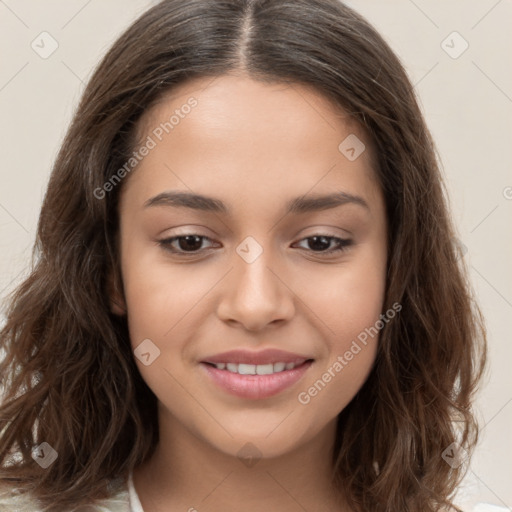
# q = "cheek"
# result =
<box><xmin>295</xmin><ymin>278</ymin><xmax>385</xmax><ymax>423</ymax></box>
<box><xmin>303</xmin><ymin>244</ymin><xmax>387</xmax><ymax>343</ymax></box>
<box><xmin>120</xmin><ymin>237</ymin><xmax>202</xmax><ymax>344</ymax></box>
<box><xmin>295</xmin><ymin>248</ymin><xmax>386</xmax><ymax>412</ymax></box>
<box><xmin>120</xmin><ymin>253</ymin><xmax>205</xmax><ymax>402</ymax></box>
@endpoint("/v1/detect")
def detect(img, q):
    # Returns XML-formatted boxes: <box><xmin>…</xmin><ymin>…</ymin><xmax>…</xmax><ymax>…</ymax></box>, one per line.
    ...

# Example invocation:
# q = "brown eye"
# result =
<box><xmin>294</xmin><ymin>235</ymin><xmax>352</xmax><ymax>254</ymax></box>
<box><xmin>159</xmin><ymin>235</ymin><xmax>215</xmax><ymax>254</ymax></box>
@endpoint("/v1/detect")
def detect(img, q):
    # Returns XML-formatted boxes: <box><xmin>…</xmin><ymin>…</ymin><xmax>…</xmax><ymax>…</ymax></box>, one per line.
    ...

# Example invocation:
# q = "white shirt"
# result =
<box><xmin>0</xmin><ymin>470</ymin><xmax>144</xmax><ymax>511</ymax></box>
<box><xmin>127</xmin><ymin>470</ymin><xmax>144</xmax><ymax>512</ymax></box>
<box><xmin>0</xmin><ymin>473</ymin><xmax>500</xmax><ymax>511</ymax></box>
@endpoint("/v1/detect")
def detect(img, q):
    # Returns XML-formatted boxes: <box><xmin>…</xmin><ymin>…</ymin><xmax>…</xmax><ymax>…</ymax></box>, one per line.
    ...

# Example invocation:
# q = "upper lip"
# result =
<box><xmin>202</xmin><ymin>348</ymin><xmax>313</xmax><ymax>366</ymax></box>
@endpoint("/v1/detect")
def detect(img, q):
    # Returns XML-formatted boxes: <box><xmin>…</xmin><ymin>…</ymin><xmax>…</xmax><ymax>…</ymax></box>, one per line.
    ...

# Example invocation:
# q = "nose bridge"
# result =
<box><xmin>234</xmin><ymin>234</ymin><xmax>282</xmax><ymax>303</ymax></box>
<box><xmin>237</xmin><ymin>236</ymin><xmax>276</xmax><ymax>291</ymax></box>
<box><xmin>216</xmin><ymin>234</ymin><xmax>295</xmax><ymax>330</ymax></box>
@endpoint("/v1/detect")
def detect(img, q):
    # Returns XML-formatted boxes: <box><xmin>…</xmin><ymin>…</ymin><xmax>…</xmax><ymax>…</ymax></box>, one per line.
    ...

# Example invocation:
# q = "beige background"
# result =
<box><xmin>1</xmin><ymin>1</ymin><xmax>511</xmax><ymax>510</ymax></box>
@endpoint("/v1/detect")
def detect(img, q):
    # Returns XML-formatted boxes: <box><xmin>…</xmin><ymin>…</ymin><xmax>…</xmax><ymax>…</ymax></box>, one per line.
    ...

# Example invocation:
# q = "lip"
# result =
<box><xmin>200</xmin><ymin>359</ymin><xmax>314</xmax><ymax>400</ymax></box>
<box><xmin>202</xmin><ymin>348</ymin><xmax>312</xmax><ymax>366</ymax></box>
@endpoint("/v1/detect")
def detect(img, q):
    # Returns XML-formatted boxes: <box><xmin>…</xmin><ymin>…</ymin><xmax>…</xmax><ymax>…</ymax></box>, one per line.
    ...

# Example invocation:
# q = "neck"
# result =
<box><xmin>132</xmin><ymin>409</ymin><xmax>350</xmax><ymax>512</ymax></box>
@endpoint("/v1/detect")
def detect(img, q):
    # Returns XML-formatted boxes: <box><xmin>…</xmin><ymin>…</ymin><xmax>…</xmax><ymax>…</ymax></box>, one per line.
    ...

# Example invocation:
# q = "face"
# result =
<box><xmin>114</xmin><ymin>73</ymin><xmax>387</xmax><ymax>460</ymax></box>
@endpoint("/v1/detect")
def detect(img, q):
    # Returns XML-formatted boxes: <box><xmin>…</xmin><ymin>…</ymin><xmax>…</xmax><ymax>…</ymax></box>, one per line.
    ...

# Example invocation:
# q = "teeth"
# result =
<box><xmin>238</xmin><ymin>364</ymin><xmax>256</xmax><ymax>375</ymax></box>
<box><xmin>274</xmin><ymin>362</ymin><xmax>286</xmax><ymax>372</ymax></box>
<box><xmin>256</xmin><ymin>364</ymin><xmax>274</xmax><ymax>375</ymax></box>
<box><xmin>213</xmin><ymin>361</ymin><xmax>300</xmax><ymax>375</ymax></box>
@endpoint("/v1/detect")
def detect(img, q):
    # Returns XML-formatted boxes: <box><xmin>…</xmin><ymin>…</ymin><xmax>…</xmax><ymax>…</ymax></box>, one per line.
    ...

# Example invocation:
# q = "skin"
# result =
<box><xmin>112</xmin><ymin>73</ymin><xmax>388</xmax><ymax>511</ymax></box>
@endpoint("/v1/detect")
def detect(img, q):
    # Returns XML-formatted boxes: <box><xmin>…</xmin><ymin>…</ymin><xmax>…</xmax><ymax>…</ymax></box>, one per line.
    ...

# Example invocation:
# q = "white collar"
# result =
<box><xmin>127</xmin><ymin>470</ymin><xmax>145</xmax><ymax>512</ymax></box>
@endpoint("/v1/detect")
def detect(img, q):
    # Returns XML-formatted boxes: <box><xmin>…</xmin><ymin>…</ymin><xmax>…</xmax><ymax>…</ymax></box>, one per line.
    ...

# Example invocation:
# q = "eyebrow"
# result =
<box><xmin>143</xmin><ymin>190</ymin><xmax>369</xmax><ymax>214</ymax></box>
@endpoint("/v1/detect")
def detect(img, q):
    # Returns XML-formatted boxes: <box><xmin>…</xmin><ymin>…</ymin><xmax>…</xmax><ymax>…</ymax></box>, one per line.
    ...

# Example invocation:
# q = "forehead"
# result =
<box><xmin>137</xmin><ymin>73</ymin><xmax>367</xmax><ymax>149</ymax></box>
<box><xmin>122</xmin><ymin>73</ymin><xmax>381</xmax><ymax>210</ymax></box>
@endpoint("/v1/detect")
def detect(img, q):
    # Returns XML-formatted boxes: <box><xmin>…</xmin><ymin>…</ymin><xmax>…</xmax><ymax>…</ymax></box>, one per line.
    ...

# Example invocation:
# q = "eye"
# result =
<box><xmin>158</xmin><ymin>234</ymin><xmax>216</xmax><ymax>254</ymax></box>
<box><xmin>293</xmin><ymin>235</ymin><xmax>353</xmax><ymax>254</ymax></box>
<box><xmin>158</xmin><ymin>233</ymin><xmax>352</xmax><ymax>256</ymax></box>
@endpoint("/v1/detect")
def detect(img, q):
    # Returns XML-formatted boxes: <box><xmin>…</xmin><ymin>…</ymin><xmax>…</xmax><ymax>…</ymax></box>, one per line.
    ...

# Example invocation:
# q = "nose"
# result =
<box><xmin>216</xmin><ymin>244</ymin><xmax>295</xmax><ymax>332</ymax></box>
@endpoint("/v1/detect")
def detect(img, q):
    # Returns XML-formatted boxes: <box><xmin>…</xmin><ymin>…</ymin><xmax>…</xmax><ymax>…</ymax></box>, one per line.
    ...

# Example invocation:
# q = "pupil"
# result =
<box><xmin>309</xmin><ymin>236</ymin><xmax>330</xmax><ymax>251</ymax></box>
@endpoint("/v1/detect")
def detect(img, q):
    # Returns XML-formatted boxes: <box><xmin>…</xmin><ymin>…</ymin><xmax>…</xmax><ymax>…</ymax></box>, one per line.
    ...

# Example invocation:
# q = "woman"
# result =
<box><xmin>0</xmin><ymin>0</ymin><xmax>487</xmax><ymax>510</ymax></box>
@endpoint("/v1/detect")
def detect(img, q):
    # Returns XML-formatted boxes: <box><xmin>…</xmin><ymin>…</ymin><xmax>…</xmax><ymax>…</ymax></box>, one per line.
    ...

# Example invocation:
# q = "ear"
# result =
<box><xmin>107</xmin><ymin>268</ymin><xmax>127</xmax><ymax>316</ymax></box>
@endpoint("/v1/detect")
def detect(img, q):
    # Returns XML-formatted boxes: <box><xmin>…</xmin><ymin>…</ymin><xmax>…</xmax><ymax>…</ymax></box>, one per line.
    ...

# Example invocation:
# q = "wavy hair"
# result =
<box><xmin>0</xmin><ymin>0</ymin><xmax>487</xmax><ymax>510</ymax></box>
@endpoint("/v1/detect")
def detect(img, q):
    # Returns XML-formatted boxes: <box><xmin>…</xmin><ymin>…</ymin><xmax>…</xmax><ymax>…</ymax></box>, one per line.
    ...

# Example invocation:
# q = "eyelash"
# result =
<box><xmin>157</xmin><ymin>234</ymin><xmax>353</xmax><ymax>257</ymax></box>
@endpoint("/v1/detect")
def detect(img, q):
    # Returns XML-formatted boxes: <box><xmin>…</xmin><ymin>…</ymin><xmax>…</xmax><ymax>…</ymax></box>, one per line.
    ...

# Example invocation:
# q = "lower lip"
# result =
<box><xmin>200</xmin><ymin>360</ymin><xmax>313</xmax><ymax>400</ymax></box>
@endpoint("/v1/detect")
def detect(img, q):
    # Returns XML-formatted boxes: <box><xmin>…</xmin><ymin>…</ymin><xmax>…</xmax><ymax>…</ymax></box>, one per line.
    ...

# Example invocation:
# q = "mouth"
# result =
<box><xmin>200</xmin><ymin>349</ymin><xmax>314</xmax><ymax>400</ymax></box>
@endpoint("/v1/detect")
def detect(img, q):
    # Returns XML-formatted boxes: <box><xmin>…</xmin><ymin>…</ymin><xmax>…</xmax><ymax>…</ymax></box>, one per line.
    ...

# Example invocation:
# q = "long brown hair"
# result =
<box><xmin>0</xmin><ymin>1</ymin><xmax>487</xmax><ymax>510</ymax></box>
